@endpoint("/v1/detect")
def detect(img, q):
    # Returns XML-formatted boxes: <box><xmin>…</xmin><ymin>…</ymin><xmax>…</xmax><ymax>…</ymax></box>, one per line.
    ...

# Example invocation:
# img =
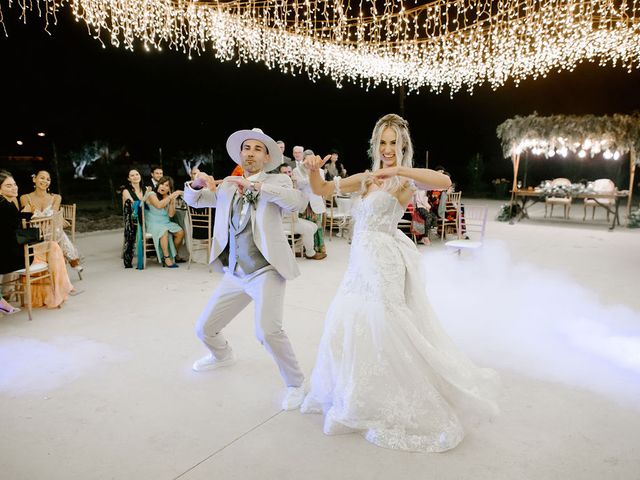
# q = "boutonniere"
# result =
<box><xmin>242</xmin><ymin>188</ymin><xmax>259</xmax><ymax>206</ymax></box>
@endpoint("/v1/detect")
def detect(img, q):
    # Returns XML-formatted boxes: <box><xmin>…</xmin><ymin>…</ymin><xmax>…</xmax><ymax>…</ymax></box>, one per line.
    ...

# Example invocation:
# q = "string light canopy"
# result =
<box><xmin>496</xmin><ymin>113</ymin><xmax>640</xmax><ymax>212</ymax></box>
<box><xmin>3</xmin><ymin>0</ymin><xmax>640</xmax><ymax>94</ymax></box>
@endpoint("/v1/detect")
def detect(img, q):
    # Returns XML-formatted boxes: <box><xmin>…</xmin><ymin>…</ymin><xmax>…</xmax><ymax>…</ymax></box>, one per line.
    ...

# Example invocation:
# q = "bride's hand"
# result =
<box><xmin>304</xmin><ymin>154</ymin><xmax>331</xmax><ymax>172</ymax></box>
<box><xmin>372</xmin><ymin>166</ymin><xmax>401</xmax><ymax>179</ymax></box>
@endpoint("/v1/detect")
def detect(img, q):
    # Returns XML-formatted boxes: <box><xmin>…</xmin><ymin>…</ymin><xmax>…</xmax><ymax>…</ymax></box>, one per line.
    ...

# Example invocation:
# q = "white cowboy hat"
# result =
<box><xmin>226</xmin><ymin>128</ymin><xmax>283</xmax><ymax>173</ymax></box>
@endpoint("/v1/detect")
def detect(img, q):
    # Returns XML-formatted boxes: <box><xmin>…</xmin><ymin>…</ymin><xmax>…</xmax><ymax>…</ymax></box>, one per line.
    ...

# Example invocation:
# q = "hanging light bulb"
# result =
<box><xmin>613</xmin><ymin>151</ymin><xmax>621</xmax><ymax>160</ymax></box>
<box><xmin>578</xmin><ymin>150</ymin><xmax>587</xmax><ymax>158</ymax></box>
<box><xmin>547</xmin><ymin>148</ymin><xmax>556</xmax><ymax>157</ymax></box>
<box><xmin>558</xmin><ymin>147</ymin><xmax>568</xmax><ymax>157</ymax></box>
<box><xmin>603</xmin><ymin>150</ymin><xmax>613</xmax><ymax>159</ymax></box>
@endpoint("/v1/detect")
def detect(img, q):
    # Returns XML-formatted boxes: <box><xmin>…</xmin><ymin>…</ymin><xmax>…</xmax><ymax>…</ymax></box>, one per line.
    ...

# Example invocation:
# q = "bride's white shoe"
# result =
<box><xmin>323</xmin><ymin>413</ymin><xmax>358</xmax><ymax>435</ymax></box>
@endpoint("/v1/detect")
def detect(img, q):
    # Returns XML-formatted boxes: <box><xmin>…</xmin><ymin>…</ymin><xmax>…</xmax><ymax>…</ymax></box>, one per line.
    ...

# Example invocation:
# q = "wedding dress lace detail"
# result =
<box><xmin>301</xmin><ymin>190</ymin><xmax>499</xmax><ymax>452</ymax></box>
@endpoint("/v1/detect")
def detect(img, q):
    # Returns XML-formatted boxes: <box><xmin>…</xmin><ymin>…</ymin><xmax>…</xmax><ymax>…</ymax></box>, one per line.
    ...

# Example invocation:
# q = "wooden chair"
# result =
<box><xmin>397</xmin><ymin>204</ymin><xmax>417</xmax><ymax>244</ymax></box>
<box><xmin>187</xmin><ymin>206</ymin><xmax>213</xmax><ymax>269</ymax></box>
<box><xmin>283</xmin><ymin>213</ymin><xmax>305</xmax><ymax>258</ymax></box>
<box><xmin>583</xmin><ymin>179</ymin><xmax>616</xmax><ymax>221</ymax></box>
<box><xmin>324</xmin><ymin>195</ymin><xmax>352</xmax><ymax>240</ymax></box>
<box><xmin>544</xmin><ymin>178</ymin><xmax>572</xmax><ymax>218</ymax></box>
<box><xmin>61</xmin><ymin>203</ymin><xmax>77</xmax><ymax>243</ymax></box>
<box><xmin>445</xmin><ymin>205</ymin><xmax>488</xmax><ymax>255</ymax></box>
<box><xmin>140</xmin><ymin>205</ymin><xmax>157</xmax><ymax>269</ymax></box>
<box><xmin>1</xmin><ymin>214</ymin><xmax>58</xmax><ymax>320</ymax></box>
<box><xmin>438</xmin><ymin>191</ymin><xmax>462</xmax><ymax>240</ymax></box>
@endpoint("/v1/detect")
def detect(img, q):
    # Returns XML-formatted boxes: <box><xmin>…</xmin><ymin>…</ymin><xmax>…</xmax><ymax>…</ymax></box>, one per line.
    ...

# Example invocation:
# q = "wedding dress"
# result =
<box><xmin>301</xmin><ymin>189</ymin><xmax>500</xmax><ymax>452</ymax></box>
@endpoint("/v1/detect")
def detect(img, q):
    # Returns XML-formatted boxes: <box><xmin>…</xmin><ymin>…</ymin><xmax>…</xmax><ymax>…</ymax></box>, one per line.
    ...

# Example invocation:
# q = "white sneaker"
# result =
<box><xmin>281</xmin><ymin>385</ymin><xmax>305</xmax><ymax>411</ymax></box>
<box><xmin>192</xmin><ymin>353</ymin><xmax>235</xmax><ymax>372</ymax></box>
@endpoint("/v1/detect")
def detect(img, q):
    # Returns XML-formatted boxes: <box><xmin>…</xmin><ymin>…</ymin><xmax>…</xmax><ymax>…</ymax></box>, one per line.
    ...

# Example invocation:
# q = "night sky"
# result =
<box><xmin>2</xmin><ymin>5</ymin><xmax>640</xmax><ymax>199</ymax></box>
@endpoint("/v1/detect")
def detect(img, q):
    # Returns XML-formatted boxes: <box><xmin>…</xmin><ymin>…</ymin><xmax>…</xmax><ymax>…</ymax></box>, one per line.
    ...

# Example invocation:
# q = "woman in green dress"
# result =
<box><xmin>144</xmin><ymin>176</ymin><xmax>184</xmax><ymax>268</ymax></box>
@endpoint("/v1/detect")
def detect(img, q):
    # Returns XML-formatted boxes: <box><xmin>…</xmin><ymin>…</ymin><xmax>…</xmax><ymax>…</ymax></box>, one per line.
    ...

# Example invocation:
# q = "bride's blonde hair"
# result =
<box><xmin>368</xmin><ymin>113</ymin><xmax>414</xmax><ymax>172</ymax></box>
<box><xmin>362</xmin><ymin>113</ymin><xmax>415</xmax><ymax>195</ymax></box>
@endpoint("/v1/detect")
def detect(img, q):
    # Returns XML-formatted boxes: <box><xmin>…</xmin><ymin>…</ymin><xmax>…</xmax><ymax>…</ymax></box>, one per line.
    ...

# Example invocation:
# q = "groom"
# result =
<box><xmin>183</xmin><ymin>128</ymin><xmax>308</xmax><ymax>410</ymax></box>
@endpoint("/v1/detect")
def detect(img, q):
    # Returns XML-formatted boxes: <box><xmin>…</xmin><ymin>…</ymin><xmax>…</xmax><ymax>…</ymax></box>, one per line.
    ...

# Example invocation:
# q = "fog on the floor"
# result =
<box><xmin>424</xmin><ymin>241</ymin><xmax>640</xmax><ymax>407</ymax></box>
<box><xmin>0</xmin><ymin>336</ymin><xmax>129</xmax><ymax>394</ymax></box>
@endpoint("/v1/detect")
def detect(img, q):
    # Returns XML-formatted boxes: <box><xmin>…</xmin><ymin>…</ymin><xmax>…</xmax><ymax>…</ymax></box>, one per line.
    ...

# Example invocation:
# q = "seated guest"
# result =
<box><xmin>150</xmin><ymin>165</ymin><xmax>164</xmax><ymax>189</ymax></box>
<box><xmin>428</xmin><ymin>170</ymin><xmax>467</xmax><ymax>238</ymax></box>
<box><xmin>268</xmin><ymin>141</ymin><xmax>294</xmax><ymax>173</ymax></box>
<box><xmin>0</xmin><ymin>294</ymin><xmax>20</xmax><ymax>315</ymax></box>
<box><xmin>144</xmin><ymin>176</ymin><xmax>185</xmax><ymax>268</ymax></box>
<box><xmin>293</xmin><ymin>150</ymin><xmax>327</xmax><ymax>259</ymax></box>
<box><xmin>279</xmin><ymin>164</ymin><xmax>322</xmax><ymax>259</ymax></box>
<box><xmin>324</xmin><ymin>149</ymin><xmax>347</xmax><ymax>181</ymax></box>
<box><xmin>20</xmin><ymin>170</ymin><xmax>83</xmax><ymax>272</ymax></box>
<box><xmin>119</xmin><ymin>168</ymin><xmax>146</xmax><ymax>269</ymax></box>
<box><xmin>2</xmin><ymin>170</ymin><xmax>75</xmax><ymax>309</ymax></box>
<box><xmin>413</xmin><ymin>189</ymin><xmax>437</xmax><ymax>245</ymax></box>
<box><xmin>0</xmin><ymin>170</ymin><xmax>26</xmax><ymax>313</ymax></box>
<box><xmin>277</xmin><ymin>141</ymin><xmax>295</xmax><ymax>169</ymax></box>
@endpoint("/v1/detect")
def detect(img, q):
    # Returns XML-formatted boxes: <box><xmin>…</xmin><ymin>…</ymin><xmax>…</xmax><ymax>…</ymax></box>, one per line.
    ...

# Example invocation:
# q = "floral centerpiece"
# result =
<box><xmin>534</xmin><ymin>181</ymin><xmax>597</xmax><ymax>196</ymax></box>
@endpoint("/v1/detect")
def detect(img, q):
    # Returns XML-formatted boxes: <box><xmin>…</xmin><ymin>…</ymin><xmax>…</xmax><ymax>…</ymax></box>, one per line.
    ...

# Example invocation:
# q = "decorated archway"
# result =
<box><xmin>496</xmin><ymin>113</ymin><xmax>640</xmax><ymax>215</ymax></box>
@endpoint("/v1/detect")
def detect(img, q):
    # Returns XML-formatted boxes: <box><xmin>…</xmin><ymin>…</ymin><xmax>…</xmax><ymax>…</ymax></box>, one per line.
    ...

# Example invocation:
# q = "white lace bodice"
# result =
<box><xmin>351</xmin><ymin>190</ymin><xmax>405</xmax><ymax>237</ymax></box>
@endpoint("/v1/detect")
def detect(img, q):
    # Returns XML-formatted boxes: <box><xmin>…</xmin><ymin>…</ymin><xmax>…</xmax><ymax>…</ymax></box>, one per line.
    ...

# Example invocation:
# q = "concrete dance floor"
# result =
<box><xmin>1</xmin><ymin>199</ymin><xmax>639</xmax><ymax>480</ymax></box>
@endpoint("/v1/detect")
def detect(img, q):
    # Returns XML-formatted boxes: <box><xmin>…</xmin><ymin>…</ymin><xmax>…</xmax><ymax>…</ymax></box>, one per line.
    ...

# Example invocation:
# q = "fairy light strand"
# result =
<box><xmin>2</xmin><ymin>0</ymin><xmax>640</xmax><ymax>94</ymax></box>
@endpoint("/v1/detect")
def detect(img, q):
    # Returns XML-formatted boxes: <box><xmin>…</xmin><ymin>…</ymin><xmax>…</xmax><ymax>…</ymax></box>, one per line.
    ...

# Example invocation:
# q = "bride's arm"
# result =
<box><xmin>373</xmin><ymin>166</ymin><xmax>451</xmax><ymax>190</ymax></box>
<box><xmin>305</xmin><ymin>155</ymin><xmax>369</xmax><ymax>196</ymax></box>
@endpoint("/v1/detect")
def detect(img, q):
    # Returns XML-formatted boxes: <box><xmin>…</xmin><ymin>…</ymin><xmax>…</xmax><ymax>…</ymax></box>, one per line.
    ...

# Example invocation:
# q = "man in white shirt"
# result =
<box><xmin>292</xmin><ymin>145</ymin><xmax>304</xmax><ymax>165</ymax></box>
<box><xmin>292</xmin><ymin>149</ymin><xmax>327</xmax><ymax>258</ymax></box>
<box><xmin>279</xmin><ymin>164</ymin><xmax>323</xmax><ymax>259</ymax></box>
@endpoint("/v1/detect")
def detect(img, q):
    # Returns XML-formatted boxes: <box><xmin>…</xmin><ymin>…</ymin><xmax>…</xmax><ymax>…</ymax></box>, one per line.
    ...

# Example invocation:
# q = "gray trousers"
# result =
<box><xmin>195</xmin><ymin>269</ymin><xmax>304</xmax><ymax>387</ymax></box>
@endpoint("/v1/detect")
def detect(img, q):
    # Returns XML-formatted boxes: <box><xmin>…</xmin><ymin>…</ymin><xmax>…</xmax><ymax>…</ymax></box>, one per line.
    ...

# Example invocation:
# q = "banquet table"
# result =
<box><xmin>509</xmin><ymin>189</ymin><xmax>629</xmax><ymax>230</ymax></box>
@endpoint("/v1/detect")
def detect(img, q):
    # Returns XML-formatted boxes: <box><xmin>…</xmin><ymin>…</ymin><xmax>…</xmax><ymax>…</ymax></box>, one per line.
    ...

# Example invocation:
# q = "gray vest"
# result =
<box><xmin>222</xmin><ymin>195</ymin><xmax>269</xmax><ymax>276</ymax></box>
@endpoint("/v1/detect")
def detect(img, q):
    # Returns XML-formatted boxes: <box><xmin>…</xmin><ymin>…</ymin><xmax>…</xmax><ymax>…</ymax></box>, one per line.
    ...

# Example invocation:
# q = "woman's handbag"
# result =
<box><xmin>16</xmin><ymin>227</ymin><xmax>42</xmax><ymax>246</ymax></box>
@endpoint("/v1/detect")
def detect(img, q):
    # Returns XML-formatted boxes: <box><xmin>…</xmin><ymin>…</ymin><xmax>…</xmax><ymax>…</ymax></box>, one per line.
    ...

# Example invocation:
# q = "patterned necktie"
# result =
<box><xmin>232</xmin><ymin>193</ymin><xmax>244</xmax><ymax>228</ymax></box>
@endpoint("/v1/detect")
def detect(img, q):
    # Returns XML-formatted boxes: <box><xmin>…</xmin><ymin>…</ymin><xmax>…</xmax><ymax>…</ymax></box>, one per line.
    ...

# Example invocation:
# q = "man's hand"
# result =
<box><xmin>303</xmin><ymin>154</ymin><xmax>331</xmax><ymax>172</ymax></box>
<box><xmin>192</xmin><ymin>172</ymin><xmax>217</xmax><ymax>191</ymax></box>
<box><xmin>223</xmin><ymin>176</ymin><xmax>251</xmax><ymax>194</ymax></box>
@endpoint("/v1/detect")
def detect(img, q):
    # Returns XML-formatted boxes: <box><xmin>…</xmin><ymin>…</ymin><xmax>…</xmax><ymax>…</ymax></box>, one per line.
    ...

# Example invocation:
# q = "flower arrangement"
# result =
<box><xmin>628</xmin><ymin>208</ymin><xmax>640</xmax><ymax>228</ymax></box>
<box><xmin>496</xmin><ymin>203</ymin><xmax>521</xmax><ymax>222</ymax></box>
<box><xmin>534</xmin><ymin>182</ymin><xmax>596</xmax><ymax>196</ymax></box>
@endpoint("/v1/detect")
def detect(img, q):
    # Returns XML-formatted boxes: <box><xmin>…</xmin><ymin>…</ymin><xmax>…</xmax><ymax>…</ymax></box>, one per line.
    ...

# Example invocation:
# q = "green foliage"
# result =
<box><xmin>496</xmin><ymin>113</ymin><xmax>640</xmax><ymax>160</ymax></box>
<box><xmin>628</xmin><ymin>208</ymin><xmax>640</xmax><ymax>228</ymax></box>
<box><xmin>496</xmin><ymin>203</ymin><xmax>521</xmax><ymax>222</ymax></box>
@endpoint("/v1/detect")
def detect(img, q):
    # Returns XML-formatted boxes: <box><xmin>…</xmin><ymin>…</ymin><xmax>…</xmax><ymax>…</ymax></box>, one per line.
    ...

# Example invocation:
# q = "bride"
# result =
<box><xmin>300</xmin><ymin>113</ymin><xmax>500</xmax><ymax>452</ymax></box>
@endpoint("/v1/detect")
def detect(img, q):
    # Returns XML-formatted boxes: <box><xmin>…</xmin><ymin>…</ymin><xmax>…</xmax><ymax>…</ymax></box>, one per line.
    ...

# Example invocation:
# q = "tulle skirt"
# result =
<box><xmin>301</xmin><ymin>230</ymin><xmax>500</xmax><ymax>452</ymax></box>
